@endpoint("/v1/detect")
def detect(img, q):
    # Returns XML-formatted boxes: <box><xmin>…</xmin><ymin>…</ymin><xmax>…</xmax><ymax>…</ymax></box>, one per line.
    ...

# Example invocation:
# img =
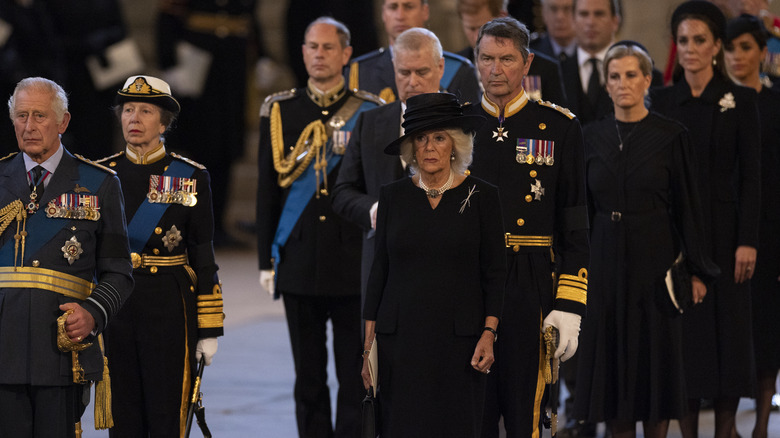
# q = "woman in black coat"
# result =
<box><xmin>361</xmin><ymin>93</ymin><xmax>506</xmax><ymax>437</ymax></box>
<box><xmin>650</xmin><ymin>3</ymin><xmax>761</xmax><ymax>438</ymax></box>
<box><xmin>574</xmin><ymin>41</ymin><xmax>719</xmax><ymax>438</ymax></box>
<box><xmin>724</xmin><ymin>14</ymin><xmax>780</xmax><ymax>438</ymax></box>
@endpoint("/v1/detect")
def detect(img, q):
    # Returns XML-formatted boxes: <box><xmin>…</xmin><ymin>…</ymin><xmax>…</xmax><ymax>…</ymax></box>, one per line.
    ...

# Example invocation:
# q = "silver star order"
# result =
<box><xmin>163</xmin><ymin>225</ymin><xmax>183</xmax><ymax>251</ymax></box>
<box><xmin>531</xmin><ymin>179</ymin><xmax>545</xmax><ymax>200</ymax></box>
<box><xmin>61</xmin><ymin>236</ymin><xmax>83</xmax><ymax>265</ymax></box>
<box><xmin>492</xmin><ymin>126</ymin><xmax>508</xmax><ymax>142</ymax></box>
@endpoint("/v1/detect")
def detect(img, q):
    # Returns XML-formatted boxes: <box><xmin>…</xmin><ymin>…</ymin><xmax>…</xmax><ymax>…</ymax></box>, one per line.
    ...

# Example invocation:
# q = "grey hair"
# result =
<box><xmin>8</xmin><ymin>77</ymin><xmax>69</xmax><ymax>123</ymax></box>
<box><xmin>400</xmin><ymin>128</ymin><xmax>474</xmax><ymax>175</ymax></box>
<box><xmin>393</xmin><ymin>27</ymin><xmax>443</xmax><ymax>64</ymax></box>
<box><xmin>305</xmin><ymin>16</ymin><xmax>351</xmax><ymax>48</ymax></box>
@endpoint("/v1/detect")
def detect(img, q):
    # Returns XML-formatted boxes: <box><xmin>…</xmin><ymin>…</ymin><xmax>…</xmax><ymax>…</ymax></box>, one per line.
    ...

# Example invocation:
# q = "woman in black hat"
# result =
<box><xmin>573</xmin><ymin>41</ymin><xmax>719</xmax><ymax>438</ymax></box>
<box><xmin>651</xmin><ymin>2</ymin><xmax>761</xmax><ymax>438</ymax></box>
<box><xmin>724</xmin><ymin>14</ymin><xmax>780</xmax><ymax>438</ymax></box>
<box><xmin>360</xmin><ymin>92</ymin><xmax>506</xmax><ymax>437</ymax></box>
<box><xmin>98</xmin><ymin>75</ymin><xmax>224</xmax><ymax>436</ymax></box>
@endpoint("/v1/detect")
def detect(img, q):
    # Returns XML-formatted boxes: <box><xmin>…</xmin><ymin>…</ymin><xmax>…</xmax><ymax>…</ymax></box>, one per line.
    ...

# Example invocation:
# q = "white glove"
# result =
<box><xmin>259</xmin><ymin>270</ymin><xmax>275</xmax><ymax>296</ymax></box>
<box><xmin>196</xmin><ymin>337</ymin><xmax>218</xmax><ymax>366</ymax></box>
<box><xmin>542</xmin><ymin>310</ymin><xmax>581</xmax><ymax>362</ymax></box>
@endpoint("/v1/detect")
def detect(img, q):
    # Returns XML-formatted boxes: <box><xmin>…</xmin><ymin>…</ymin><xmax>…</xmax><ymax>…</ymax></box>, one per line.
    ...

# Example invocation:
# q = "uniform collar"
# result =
<box><xmin>481</xmin><ymin>89</ymin><xmax>529</xmax><ymax>119</ymax></box>
<box><xmin>306</xmin><ymin>78</ymin><xmax>346</xmax><ymax>107</ymax></box>
<box><xmin>126</xmin><ymin>141</ymin><xmax>166</xmax><ymax>165</ymax></box>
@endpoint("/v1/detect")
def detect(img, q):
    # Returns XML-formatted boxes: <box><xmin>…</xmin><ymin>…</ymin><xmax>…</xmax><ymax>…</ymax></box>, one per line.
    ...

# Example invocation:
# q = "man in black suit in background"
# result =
<box><xmin>333</xmin><ymin>27</ymin><xmax>446</xmax><ymax>298</ymax></box>
<box><xmin>530</xmin><ymin>0</ymin><xmax>577</xmax><ymax>62</ymax></box>
<box><xmin>456</xmin><ymin>0</ymin><xmax>569</xmax><ymax>105</ymax></box>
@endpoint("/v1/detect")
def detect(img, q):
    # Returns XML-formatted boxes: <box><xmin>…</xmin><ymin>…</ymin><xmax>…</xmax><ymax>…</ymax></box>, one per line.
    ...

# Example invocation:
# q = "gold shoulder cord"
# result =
<box><xmin>270</xmin><ymin>101</ymin><xmax>330</xmax><ymax>195</ymax></box>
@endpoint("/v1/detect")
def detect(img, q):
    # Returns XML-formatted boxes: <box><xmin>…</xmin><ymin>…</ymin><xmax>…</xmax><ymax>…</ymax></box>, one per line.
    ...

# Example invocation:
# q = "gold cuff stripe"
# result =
<box><xmin>0</xmin><ymin>267</ymin><xmax>95</xmax><ymax>300</ymax></box>
<box><xmin>198</xmin><ymin>309</ymin><xmax>223</xmax><ymax>314</ymax></box>
<box><xmin>197</xmin><ymin>293</ymin><xmax>223</xmax><ymax>301</ymax></box>
<box><xmin>505</xmin><ymin>234</ymin><xmax>553</xmax><ymax>247</ymax></box>
<box><xmin>197</xmin><ymin>300</ymin><xmax>223</xmax><ymax>307</ymax></box>
<box><xmin>558</xmin><ymin>278</ymin><xmax>587</xmax><ymax>290</ymax></box>
<box><xmin>556</xmin><ymin>286</ymin><xmax>587</xmax><ymax>305</ymax></box>
<box><xmin>198</xmin><ymin>313</ymin><xmax>224</xmax><ymax>328</ymax></box>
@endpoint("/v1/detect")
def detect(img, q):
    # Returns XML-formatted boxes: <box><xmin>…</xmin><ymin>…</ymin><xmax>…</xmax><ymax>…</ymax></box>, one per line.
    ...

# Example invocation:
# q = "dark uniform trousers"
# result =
<box><xmin>466</xmin><ymin>91</ymin><xmax>589</xmax><ymax>438</ymax></box>
<box><xmin>257</xmin><ymin>85</ymin><xmax>381</xmax><ymax>438</ymax></box>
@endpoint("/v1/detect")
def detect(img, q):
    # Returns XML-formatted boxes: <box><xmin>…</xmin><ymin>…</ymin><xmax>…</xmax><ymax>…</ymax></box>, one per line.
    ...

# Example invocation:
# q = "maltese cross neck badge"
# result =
<box><xmin>492</xmin><ymin>126</ymin><xmax>508</xmax><ymax>142</ymax></box>
<box><xmin>531</xmin><ymin>179</ymin><xmax>545</xmax><ymax>200</ymax></box>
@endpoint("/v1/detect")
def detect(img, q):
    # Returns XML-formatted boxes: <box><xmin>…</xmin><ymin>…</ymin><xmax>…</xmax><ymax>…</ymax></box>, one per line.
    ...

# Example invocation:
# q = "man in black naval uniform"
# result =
<box><xmin>0</xmin><ymin>77</ymin><xmax>133</xmax><ymax>436</ymax></box>
<box><xmin>333</xmin><ymin>27</ymin><xmax>445</xmax><ymax>299</ymax></box>
<box><xmin>456</xmin><ymin>0</ymin><xmax>569</xmax><ymax>106</ymax></box>
<box><xmin>344</xmin><ymin>0</ymin><xmax>480</xmax><ymax>104</ymax></box>
<box><xmin>466</xmin><ymin>17</ymin><xmax>589</xmax><ymax>438</ymax></box>
<box><xmin>256</xmin><ymin>17</ymin><xmax>382</xmax><ymax>438</ymax></box>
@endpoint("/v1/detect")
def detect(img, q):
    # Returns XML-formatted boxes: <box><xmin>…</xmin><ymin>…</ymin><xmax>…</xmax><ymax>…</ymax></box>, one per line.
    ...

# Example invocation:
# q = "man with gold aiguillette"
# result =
<box><xmin>256</xmin><ymin>17</ymin><xmax>382</xmax><ymax>438</ymax></box>
<box><xmin>0</xmin><ymin>77</ymin><xmax>134</xmax><ymax>437</ymax></box>
<box><xmin>96</xmin><ymin>75</ymin><xmax>224</xmax><ymax>437</ymax></box>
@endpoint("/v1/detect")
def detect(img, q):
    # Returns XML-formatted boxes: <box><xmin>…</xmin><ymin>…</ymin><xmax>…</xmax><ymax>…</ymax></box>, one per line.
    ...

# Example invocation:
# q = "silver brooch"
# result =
<box><xmin>459</xmin><ymin>185</ymin><xmax>479</xmax><ymax>214</ymax></box>
<box><xmin>163</xmin><ymin>225</ymin><xmax>183</xmax><ymax>251</ymax></box>
<box><xmin>719</xmin><ymin>92</ymin><xmax>735</xmax><ymax>112</ymax></box>
<box><xmin>61</xmin><ymin>236</ymin><xmax>83</xmax><ymax>265</ymax></box>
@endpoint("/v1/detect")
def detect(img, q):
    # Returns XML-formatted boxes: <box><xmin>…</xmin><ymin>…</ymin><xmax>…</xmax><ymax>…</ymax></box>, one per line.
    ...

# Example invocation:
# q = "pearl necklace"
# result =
<box><xmin>418</xmin><ymin>170</ymin><xmax>454</xmax><ymax>198</ymax></box>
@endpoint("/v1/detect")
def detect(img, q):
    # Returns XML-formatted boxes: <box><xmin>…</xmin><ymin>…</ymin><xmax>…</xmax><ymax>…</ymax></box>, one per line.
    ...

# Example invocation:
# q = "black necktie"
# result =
<box><xmin>30</xmin><ymin>165</ymin><xmax>45</xmax><ymax>199</ymax></box>
<box><xmin>586</xmin><ymin>58</ymin><xmax>601</xmax><ymax>105</ymax></box>
<box><xmin>558</xmin><ymin>52</ymin><xmax>569</xmax><ymax>63</ymax></box>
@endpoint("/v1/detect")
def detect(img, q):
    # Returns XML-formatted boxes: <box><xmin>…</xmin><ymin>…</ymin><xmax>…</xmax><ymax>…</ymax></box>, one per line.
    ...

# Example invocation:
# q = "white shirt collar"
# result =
<box><xmin>23</xmin><ymin>142</ymin><xmax>64</xmax><ymax>174</ymax></box>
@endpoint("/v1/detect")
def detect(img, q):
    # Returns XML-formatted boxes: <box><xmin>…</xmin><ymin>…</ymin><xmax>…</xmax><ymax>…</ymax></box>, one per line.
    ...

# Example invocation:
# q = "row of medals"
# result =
<box><xmin>45</xmin><ymin>202</ymin><xmax>100</xmax><ymax>221</ymax></box>
<box><xmin>516</xmin><ymin>149</ymin><xmax>554</xmax><ymax>166</ymax></box>
<box><xmin>147</xmin><ymin>189</ymin><xmax>198</xmax><ymax>207</ymax></box>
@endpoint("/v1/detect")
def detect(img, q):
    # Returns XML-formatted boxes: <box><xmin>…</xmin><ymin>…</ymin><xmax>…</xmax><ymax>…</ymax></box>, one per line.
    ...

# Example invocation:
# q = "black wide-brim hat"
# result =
<box><xmin>115</xmin><ymin>75</ymin><xmax>181</xmax><ymax>114</ymax></box>
<box><xmin>384</xmin><ymin>93</ymin><xmax>485</xmax><ymax>155</ymax></box>
<box><xmin>671</xmin><ymin>0</ymin><xmax>726</xmax><ymax>40</ymax></box>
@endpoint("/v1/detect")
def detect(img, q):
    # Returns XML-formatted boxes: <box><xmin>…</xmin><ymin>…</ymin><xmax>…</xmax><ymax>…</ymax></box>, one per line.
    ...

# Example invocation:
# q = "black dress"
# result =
<box><xmin>364</xmin><ymin>176</ymin><xmax>506</xmax><ymax>438</ymax></box>
<box><xmin>752</xmin><ymin>86</ymin><xmax>780</xmax><ymax>371</ymax></box>
<box><xmin>574</xmin><ymin>113</ymin><xmax>719</xmax><ymax>422</ymax></box>
<box><xmin>651</xmin><ymin>75</ymin><xmax>761</xmax><ymax>399</ymax></box>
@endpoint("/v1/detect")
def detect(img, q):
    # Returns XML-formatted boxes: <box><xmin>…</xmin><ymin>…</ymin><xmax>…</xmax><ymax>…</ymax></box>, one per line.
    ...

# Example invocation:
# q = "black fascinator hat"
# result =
<box><xmin>384</xmin><ymin>93</ymin><xmax>485</xmax><ymax>155</ymax></box>
<box><xmin>671</xmin><ymin>0</ymin><xmax>727</xmax><ymax>40</ymax></box>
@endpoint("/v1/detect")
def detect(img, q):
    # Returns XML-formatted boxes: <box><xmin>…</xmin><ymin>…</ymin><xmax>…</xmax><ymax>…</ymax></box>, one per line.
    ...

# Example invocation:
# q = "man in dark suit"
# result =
<box><xmin>333</xmin><ymin>27</ymin><xmax>445</xmax><ymax>299</ymax></box>
<box><xmin>456</xmin><ymin>0</ymin><xmax>569</xmax><ymax>105</ymax></box>
<box><xmin>558</xmin><ymin>0</ymin><xmax>623</xmax><ymax>127</ymax></box>
<box><xmin>0</xmin><ymin>77</ymin><xmax>134</xmax><ymax>437</ymax></box>
<box><xmin>256</xmin><ymin>18</ymin><xmax>382</xmax><ymax>438</ymax></box>
<box><xmin>344</xmin><ymin>0</ymin><xmax>480</xmax><ymax>104</ymax></box>
<box><xmin>530</xmin><ymin>0</ymin><xmax>577</xmax><ymax>62</ymax></box>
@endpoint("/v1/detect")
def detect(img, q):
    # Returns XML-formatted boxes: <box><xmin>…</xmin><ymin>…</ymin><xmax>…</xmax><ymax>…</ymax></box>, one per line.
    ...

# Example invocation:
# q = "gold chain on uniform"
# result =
<box><xmin>270</xmin><ymin>102</ymin><xmax>330</xmax><ymax>195</ymax></box>
<box><xmin>0</xmin><ymin>200</ymin><xmax>27</xmax><ymax>267</ymax></box>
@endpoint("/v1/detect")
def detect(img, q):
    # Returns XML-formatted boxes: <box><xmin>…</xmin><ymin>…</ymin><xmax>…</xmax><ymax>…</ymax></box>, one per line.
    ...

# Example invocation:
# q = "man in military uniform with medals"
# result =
<box><xmin>256</xmin><ymin>17</ymin><xmax>382</xmax><ymax>438</ymax></box>
<box><xmin>466</xmin><ymin>17</ymin><xmax>589</xmax><ymax>438</ymax></box>
<box><xmin>344</xmin><ymin>0</ymin><xmax>481</xmax><ymax>104</ymax></box>
<box><xmin>95</xmin><ymin>75</ymin><xmax>224</xmax><ymax>436</ymax></box>
<box><xmin>0</xmin><ymin>77</ymin><xmax>134</xmax><ymax>437</ymax></box>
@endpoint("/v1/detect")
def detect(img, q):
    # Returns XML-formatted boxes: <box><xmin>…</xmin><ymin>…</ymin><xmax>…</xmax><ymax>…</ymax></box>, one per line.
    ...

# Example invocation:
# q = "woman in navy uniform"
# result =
<box><xmin>100</xmin><ymin>75</ymin><xmax>224</xmax><ymax>437</ymax></box>
<box><xmin>651</xmin><ymin>3</ymin><xmax>761</xmax><ymax>437</ymax></box>
<box><xmin>724</xmin><ymin>15</ymin><xmax>780</xmax><ymax>438</ymax></box>
<box><xmin>575</xmin><ymin>41</ymin><xmax>719</xmax><ymax>438</ymax></box>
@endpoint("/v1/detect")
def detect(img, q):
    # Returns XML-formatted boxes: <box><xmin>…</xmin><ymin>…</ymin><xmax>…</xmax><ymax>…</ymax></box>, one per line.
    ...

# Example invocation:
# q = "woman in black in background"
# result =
<box><xmin>650</xmin><ymin>2</ymin><xmax>761</xmax><ymax>438</ymax></box>
<box><xmin>574</xmin><ymin>41</ymin><xmax>719</xmax><ymax>438</ymax></box>
<box><xmin>724</xmin><ymin>14</ymin><xmax>780</xmax><ymax>438</ymax></box>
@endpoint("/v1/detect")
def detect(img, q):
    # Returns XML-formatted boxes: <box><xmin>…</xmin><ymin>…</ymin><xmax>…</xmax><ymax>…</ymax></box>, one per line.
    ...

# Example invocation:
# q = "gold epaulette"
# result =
<box><xmin>379</xmin><ymin>87</ymin><xmax>397</xmax><ymax>104</ymax></box>
<box><xmin>0</xmin><ymin>152</ymin><xmax>18</xmax><ymax>162</ymax></box>
<box><xmin>170</xmin><ymin>152</ymin><xmax>206</xmax><ymax>170</ymax></box>
<box><xmin>93</xmin><ymin>151</ymin><xmax>124</xmax><ymax>166</ymax></box>
<box><xmin>538</xmin><ymin>100</ymin><xmax>576</xmax><ymax>120</ymax></box>
<box><xmin>349</xmin><ymin>61</ymin><xmax>359</xmax><ymax>91</ymax></box>
<box><xmin>74</xmin><ymin>154</ymin><xmax>117</xmax><ymax>175</ymax></box>
<box><xmin>556</xmin><ymin>268</ymin><xmax>588</xmax><ymax>305</ymax></box>
<box><xmin>260</xmin><ymin>89</ymin><xmax>297</xmax><ymax>118</ymax></box>
<box><xmin>353</xmin><ymin>89</ymin><xmax>386</xmax><ymax>105</ymax></box>
<box><xmin>197</xmin><ymin>283</ymin><xmax>225</xmax><ymax>329</ymax></box>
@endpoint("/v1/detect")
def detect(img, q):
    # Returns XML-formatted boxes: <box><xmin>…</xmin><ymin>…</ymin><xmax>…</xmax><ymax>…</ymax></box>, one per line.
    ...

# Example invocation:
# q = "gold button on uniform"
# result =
<box><xmin>154</xmin><ymin>227</ymin><xmax>163</xmax><ymax>235</ymax></box>
<box><xmin>150</xmin><ymin>266</ymin><xmax>158</xmax><ymax>274</ymax></box>
<box><xmin>464</xmin><ymin>169</ymin><xmax>471</xmax><ymax>176</ymax></box>
<box><xmin>32</xmin><ymin>260</ymin><xmax>40</xmax><ymax>267</ymax></box>
<box><xmin>517</xmin><ymin>218</ymin><xmax>525</xmax><ymax>226</ymax></box>
<box><xmin>539</xmin><ymin>123</ymin><xmax>547</xmax><ymax>130</ymax></box>
<box><xmin>109</xmin><ymin>161</ymin><xmax>117</xmax><ymax>167</ymax></box>
<box><xmin>525</xmin><ymin>194</ymin><xmax>533</xmax><ymax>202</ymax></box>
<box><xmin>153</xmin><ymin>248</ymin><xmax>160</xmax><ymax>255</ymax></box>
<box><xmin>190</xmin><ymin>286</ymin><xmax>195</xmax><ymax>292</ymax></box>
<box><xmin>513</xmin><ymin>245</ymin><xmax>520</xmax><ymax>252</ymax></box>
<box><xmin>529</xmin><ymin>170</ymin><xmax>537</xmax><ymax>178</ymax></box>
<box><xmin>319</xmin><ymin>215</ymin><xmax>326</xmax><ymax>222</ymax></box>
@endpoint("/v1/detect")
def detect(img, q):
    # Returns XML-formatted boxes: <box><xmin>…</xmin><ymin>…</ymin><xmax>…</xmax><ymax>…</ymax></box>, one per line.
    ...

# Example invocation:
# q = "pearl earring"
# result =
<box><xmin>451</xmin><ymin>152</ymin><xmax>455</xmax><ymax>161</ymax></box>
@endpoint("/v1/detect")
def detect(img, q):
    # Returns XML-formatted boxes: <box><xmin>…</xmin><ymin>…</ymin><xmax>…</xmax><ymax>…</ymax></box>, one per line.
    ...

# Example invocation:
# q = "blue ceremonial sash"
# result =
<box><xmin>271</xmin><ymin>100</ymin><xmax>376</xmax><ymax>270</ymax></box>
<box><xmin>0</xmin><ymin>163</ymin><xmax>107</xmax><ymax>265</ymax></box>
<box><xmin>441</xmin><ymin>57</ymin><xmax>460</xmax><ymax>90</ymax></box>
<box><xmin>126</xmin><ymin>159</ymin><xmax>194</xmax><ymax>254</ymax></box>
